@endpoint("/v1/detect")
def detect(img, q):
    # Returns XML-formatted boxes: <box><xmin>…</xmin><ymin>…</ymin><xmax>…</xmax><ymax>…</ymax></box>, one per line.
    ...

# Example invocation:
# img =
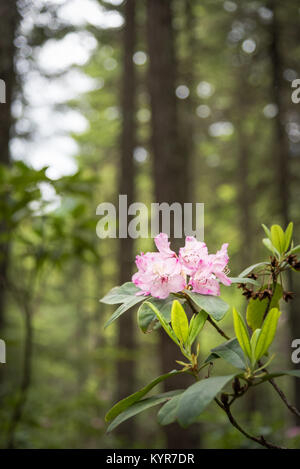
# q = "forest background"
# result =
<box><xmin>0</xmin><ymin>0</ymin><xmax>299</xmax><ymax>449</ymax></box>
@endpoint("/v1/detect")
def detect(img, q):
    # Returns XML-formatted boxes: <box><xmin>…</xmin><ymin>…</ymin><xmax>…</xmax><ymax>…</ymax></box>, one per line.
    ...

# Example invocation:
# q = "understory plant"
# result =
<box><xmin>101</xmin><ymin>223</ymin><xmax>300</xmax><ymax>449</ymax></box>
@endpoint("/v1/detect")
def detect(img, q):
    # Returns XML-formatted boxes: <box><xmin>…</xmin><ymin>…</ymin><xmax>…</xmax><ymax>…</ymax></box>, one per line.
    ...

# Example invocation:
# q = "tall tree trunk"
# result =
<box><xmin>116</xmin><ymin>0</ymin><xmax>137</xmax><ymax>444</ymax></box>
<box><xmin>234</xmin><ymin>72</ymin><xmax>258</xmax><ymax>415</ymax></box>
<box><xmin>234</xmin><ymin>71</ymin><xmax>253</xmax><ymax>270</ymax></box>
<box><xmin>269</xmin><ymin>0</ymin><xmax>300</xmax><ymax>422</ymax></box>
<box><xmin>146</xmin><ymin>0</ymin><xmax>200</xmax><ymax>449</ymax></box>
<box><xmin>181</xmin><ymin>0</ymin><xmax>197</xmax><ymax>204</ymax></box>
<box><xmin>0</xmin><ymin>0</ymin><xmax>18</xmax><ymax>331</ymax></box>
<box><xmin>7</xmin><ymin>298</ymin><xmax>33</xmax><ymax>448</ymax></box>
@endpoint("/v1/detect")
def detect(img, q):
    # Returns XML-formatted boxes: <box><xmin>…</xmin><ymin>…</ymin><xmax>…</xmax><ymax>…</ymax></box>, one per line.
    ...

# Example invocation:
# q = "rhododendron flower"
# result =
<box><xmin>189</xmin><ymin>267</ymin><xmax>221</xmax><ymax>296</ymax></box>
<box><xmin>132</xmin><ymin>234</ymin><xmax>185</xmax><ymax>299</ymax></box>
<box><xmin>189</xmin><ymin>243</ymin><xmax>231</xmax><ymax>295</ymax></box>
<box><xmin>154</xmin><ymin>232</ymin><xmax>176</xmax><ymax>259</ymax></box>
<box><xmin>132</xmin><ymin>234</ymin><xmax>231</xmax><ymax>299</ymax></box>
<box><xmin>179</xmin><ymin>236</ymin><xmax>208</xmax><ymax>274</ymax></box>
<box><xmin>208</xmin><ymin>243</ymin><xmax>231</xmax><ymax>287</ymax></box>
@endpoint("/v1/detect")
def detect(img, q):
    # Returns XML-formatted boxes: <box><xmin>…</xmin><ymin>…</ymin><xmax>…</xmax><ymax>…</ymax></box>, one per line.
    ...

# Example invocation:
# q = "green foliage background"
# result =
<box><xmin>0</xmin><ymin>0</ymin><xmax>299</xmax><ymax>449</ymax></box>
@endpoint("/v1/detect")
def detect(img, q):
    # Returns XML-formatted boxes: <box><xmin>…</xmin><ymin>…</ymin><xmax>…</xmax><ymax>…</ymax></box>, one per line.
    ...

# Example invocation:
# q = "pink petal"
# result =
<box><xmin>154</xmin><ymin>233</ymin><xmax>175</xmax><ymax>258</ymax></box>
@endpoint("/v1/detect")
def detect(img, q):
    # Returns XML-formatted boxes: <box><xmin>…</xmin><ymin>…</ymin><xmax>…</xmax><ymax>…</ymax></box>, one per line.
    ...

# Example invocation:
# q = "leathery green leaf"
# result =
<box><xmin>188</xmin><ymin>310</ymin><xmax>207</xmax><ymax>346</ymax></box>
<box><xmin>262</xmin><ymin>224</ymin><xmax>271</xmax><ymax>240</ymax></box>
<box><xmin>143</xmin><ymin>301</ymin><xmax>179</xmax><ymax>345</ymax></box>
<box><xmin>205</xmin><ymin>338</ymin><xmax>246</xmax><ymax>370</ymax></box>
<box><xmin>101</xmin><ymin>282</ymin><xmax>141</xmax><ymax>304</ymax></box>
<box><xmin>255</xmin><ymin>308</ymin><xmax>281</xmax><ymax>360</ymax></box>
<box><xmin>289</xmin><ymin>244</ymin><xmax>300</xmax><ymax>255</ymax></box>
<box><xmin>238</xmin><ymin>262</ymin><xmax>268</xmax><ymax>278</ymax></box>
<box><xmin>107</xmin><ymin>390</ymin><xmax>182</xmax><ymax>433</ymax></box>
<box><xmin>137</xmin><ymin>297</ymin><xmax>174</xmax><ymax>333</ymax></box>
<box><xmin>284</xmin><ymin>222</ymin><xmax>293</xmax><ymax>252</ymax></box>
<box><xmin>254</xmin><ymin>370</ymin><xmax>300</xmax><ymax>384</ymax></box>
<box><xmin>184</xmin><ymin>290</ymin><xmax>229</xmax><ymax>321</ymax></box>
<box><xmin>177</xmin><ymin>375</ymin><xmax>235</xmax><ymax>427</ymax></box>
<box><xmin>171</xmin><ymin>300</ymin><xmax>189</xmax><ymax>344</ymax></box>
<box><xmin>105</xmin><ymin>370</ymin><xmax>181</xmax><ymax>423</ymax></box>
<box><xmin>246</xmin><ymin>283</ymin><xmax>283</xmax><ymax>331</ymax></box>
<box><xmin>157</xmin><ymin>393</ymin><xmax>183</xmax><ymax>426</ymax></box>
<box><xmin>250</xmin><ymin>329</ymin><xmax>261</xmax><ymax>367</ymax></box>
<box><xmin>271</xmin><ymin>225</ymin><xmax>285</xmax><ymax>254</ymax></box>
<box><xmin>232</xmin><ymin>308</ymin><xmax>251</xmax><ymax>360</ymax></box>
<box><xmin>262</xmin><ymin>238</ymin><xmax>277</xmax><ymax>256</ymax></box>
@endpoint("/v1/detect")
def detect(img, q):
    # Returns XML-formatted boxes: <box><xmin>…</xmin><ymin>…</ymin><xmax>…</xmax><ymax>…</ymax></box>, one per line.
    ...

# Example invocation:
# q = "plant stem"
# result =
<box><xmin>214</xmin><ymin>397</ymin><xmax>285</xmax><ymax>449</ymax></box>
<box><xmin>258</xmin><ymin>359</ymin><xmax>300</xmax><ymax>419</ymax></box>
<box><xmin>184</xmin><ymin>294</ymin><xmax>231</xmax><ymax>340</ymax></box>
<box><xmin>206</xmin><ymin>315</ymin><xmax>230</xmax><ymax>340</ymax></box>
<box><xmin>269</xmin><ymin>378</ymin><xmax>300</xmax><ymax>419</ymax></box>
<box><xmin>260</xmin><ymin>270</ymin><xmax>300</xmax><ymax>419</ymax></box>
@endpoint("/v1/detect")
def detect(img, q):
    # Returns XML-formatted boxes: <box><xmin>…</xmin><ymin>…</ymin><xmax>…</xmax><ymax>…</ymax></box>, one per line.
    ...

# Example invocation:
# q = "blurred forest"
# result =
<box><xmin>0</xmin><ymin>0</ymin><xmax>300</xmax><ymax>449</ymax></box>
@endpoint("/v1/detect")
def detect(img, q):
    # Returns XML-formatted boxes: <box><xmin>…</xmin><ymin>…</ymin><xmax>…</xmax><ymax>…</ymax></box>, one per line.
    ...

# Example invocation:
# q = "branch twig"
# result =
<box><xmin>258</xmin><ymin>359</ymin><xmax>300</xmax><ymax>419</ymax></box>
<box><xmin>215</xmin><ymin>397</ymin><xmax>285</xmax><ymax>449</ymax></box>
<box><xmin>184</xmin><ymin>294</ymin><xmax>230</xmax><ymax>340</ymax></box>
<box><xmin>206</xmin><ymin>315</ymin><xmax>230</xmax><ymax>340</ymax></box>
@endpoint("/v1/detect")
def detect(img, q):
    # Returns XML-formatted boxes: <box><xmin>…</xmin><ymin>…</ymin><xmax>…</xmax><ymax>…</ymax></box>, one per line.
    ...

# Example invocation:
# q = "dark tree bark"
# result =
<box><xmin>269</xmin><ymin>0</ymin><xmax>300</xmax><ymax>422</ymax></box>
<box><xmin>116</xmin><ymin>0</ymin><xmax>137</xmax><ymax>444</ymax></box>
<box><xmin>233</xmin><ymin>71</ymin><xmax>258</xmax><ymax>415</ymax></box>
<box><xmin>146</xmin><ymin>0</ymin><xmax>200</xmax><ymax>449</ymax></box>
<box><xmin>0</xmin><ymin>0</ymin><xmax>19</xmax><ymax>331</ymax></box>
<box><xmin>234</xmin><ymin>73</ymin><xmax>253</xmax><ymax>269</ymax></box>
<box><xmin>269</xmin><ymin>1</ymin><xmax>289</xmax><ymax>228</ymax></box>
<box><xmin>181</xmin><ymin>0</ymin><xmax>197</xmax><ymax>204</ymax></box>
<box><xmin>6</xmin><ymin>298</ymin><xmax>33</xmax><ymax>449</ymax></box>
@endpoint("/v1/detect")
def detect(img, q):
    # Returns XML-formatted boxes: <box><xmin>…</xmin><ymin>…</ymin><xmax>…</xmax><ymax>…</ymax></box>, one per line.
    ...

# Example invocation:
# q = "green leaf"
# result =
<box><xmin>104</xmin><ymin>296</ymin><xmax>145</xmax><ymax>329</ymax></box>
<box><xmin>271</xmin><ymin>225</ymin><xmax>285</xmax><ymax>254</ymax></box>
<box><xmin>107</xmin><ymin>390</ymin><xmax>182</xmax><ymax>432</ymax></box>
<box><xmin>184</xmin><ymin>290</ymin><xmax>229</xmax><ymax>321</ymax></box>
<box><xmin>246</xmin><ymin>283</ymin><xmax>283</xmax><ymax>331</ymax></box>
<box><xmin>157</xmin><ymin>393</ymin><xmax>183</xmax><ymax>426</ymax></box>
<box><xmin>262</xmin><ymin>238</ymin><xmax>277</xmax><ymax>256</ymax></box>
<box><xmin>262</xmin><ymin>224</ymin><xmax>271</xmax><ymax>240</ymax></box>
<box><xmin>188</xmin><ymin>311</ymin><xmax>207</xmax><ymax>347</ymax></box>
<box><xmin>177</xmin><ymin>375</ymin><xmax>235</xmax><ymax>427</ymax></box>
<box><xmin>250</xmin><ymin>329</ymin><xmax>261</xmax><ymax>367</ymax></box>
<box><xmin>105</xmin><ymin>370</ymin><xmax>181</xmax><ymax>423</ymax></box>
<box><xmin>229</xmin><ymin>277</ymin><xmax>259</xmax><ymax>286</ymax></box>
<box><xmin>284</xmin><ymin>222</ymin><xmax>293</xmax><ymax>252</ymax></box>
<box><xmin>255</xmin><ymin>308</ymin><xmax>281</xmax><ymax>360</ymax></box>
<box><xmin>254</xmin><ymin>370</ymin><xmax>300</xmax><ymax>384</ymax></box>
<box><xmin>289</xmin><ymin>244</ymin><xmax>300</xmax><ymax>255</ymax></box>
<box><xmin>171</xmin><ymin>300</ymin><xmax>189</xmax><ymax>344</ymax></box>
<box><xmin>137</xmin><ymin>297</ymin><xmax>174</xmax><ymax>333</ymax></box>
<box><xmin>101</xmin><ymin>282</ymin><xmax>141</xmax><ymax>304</ymax></box>
<box><xmin>232</xmin><ymin>308</ymin><xmax>251</xmax><ymax>360</ymax></box>
<box><xmin>238</xmin><ymin>262</ymin><xmax>268</xmax><ymax>278</ymax></box>
<box><xmin>143</xmin><ymin>301</ymin><xmax>179</xmax><ymax>345</ymax></box>
<box><xmin>101</xmin><ymin>282</ymin><xmax>145</xmax><ymax>329</ymax></box>
<box><xmin>205</xmin><ymin>338</ymin><xmax>246</xmax><ymax>370</ymax></box>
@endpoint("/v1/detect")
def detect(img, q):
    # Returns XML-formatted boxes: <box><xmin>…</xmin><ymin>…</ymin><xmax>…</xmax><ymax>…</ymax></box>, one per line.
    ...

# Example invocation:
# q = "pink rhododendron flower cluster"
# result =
<box><xmin>132</xmin><ymin>233</ymin><xmax>231</xmax><ymax>299</ymax></box>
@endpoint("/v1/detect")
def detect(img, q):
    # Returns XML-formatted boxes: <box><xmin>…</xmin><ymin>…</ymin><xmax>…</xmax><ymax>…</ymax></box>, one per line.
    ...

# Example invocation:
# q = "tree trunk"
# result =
<box><xmin>146</xmin><ymin>0</ymin><xmax>200</xmax><ymax>449</ymax></box>
<box><xmin>234</xmin><ymin>71</ymin><xmax>259</xmax><ymax>415</ymax></box>
<box><xmin>234</xmin><ymin>71</ymin><xmax>253</xmax><ymax>270</ymax></box>
<box><xmin>269</xmin><ymin>0</ymin><xmax>300</xmax><ymax>422</ymax></box>
<box><xmin>7</xmin><ymin>299</ymin><xmax>33</xmax><ymax>448</ymax></box>
<box><xmin>0</xmin><ymin>0</ymin><xmax>18</xmax><ymax>331</ymax></box>
<box><xmin>181</xmin><ymin>0</ymin><xmax>197</xmax><ymax>204</ymax></box>
<box><xmin>116</xmin><ymin>0</ymin><xmax>137</xmax><ymax>444</ymax></box>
